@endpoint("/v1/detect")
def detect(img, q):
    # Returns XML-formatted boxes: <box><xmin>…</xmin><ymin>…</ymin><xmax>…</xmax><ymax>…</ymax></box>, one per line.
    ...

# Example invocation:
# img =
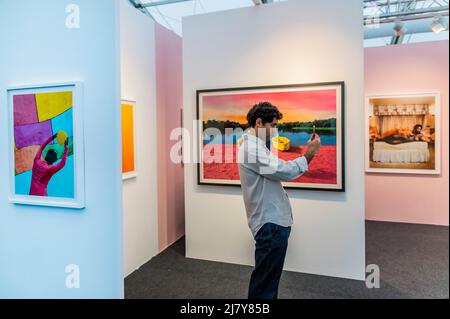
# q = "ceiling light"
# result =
<box><xmin>430</xmin><ymin>17</ymin><xmax>447</xmax><ymax>33</ymax></box>
<box><xmin>393</xmin><ymin>20</ymin><xmax>407</xmax><ymax>36</ymax></box>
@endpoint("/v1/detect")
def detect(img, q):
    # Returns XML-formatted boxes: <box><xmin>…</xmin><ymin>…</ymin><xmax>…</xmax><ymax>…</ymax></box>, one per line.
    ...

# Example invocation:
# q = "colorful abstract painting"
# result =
<box><xmin>8</xmin><ymin>83</ymin><xmax>85</xmax><ymax>208</ymax></box>
<box><xmin>197</xmin><ymin>83</ymin><xmax>345</xmax><ymax>191</ymax></box>
<box><xmin>366</xmin><ymin>93</ymin><xmax>441</xmax><ymax>175</ymax></box>
<box><xmin>122</xmin><ymin>100</ymin><xmax>136</xmax><ymax>180</ymax></box>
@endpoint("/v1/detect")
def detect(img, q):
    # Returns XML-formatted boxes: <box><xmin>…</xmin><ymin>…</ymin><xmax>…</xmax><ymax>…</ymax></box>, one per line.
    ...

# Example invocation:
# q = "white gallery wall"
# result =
<box><xmin>119</xmin><ymin>0</ymin><xmax>159</xmax><ymax>277</ymax></box>
<box><xmin>0</xmin><ymin>0</ymin><xmax>123</xmax><ymax>297</ymax></box>
<box><xmin>183</xmin><ymin>0</ymin><xmax>366</xmax><ymax>280</ymax></box>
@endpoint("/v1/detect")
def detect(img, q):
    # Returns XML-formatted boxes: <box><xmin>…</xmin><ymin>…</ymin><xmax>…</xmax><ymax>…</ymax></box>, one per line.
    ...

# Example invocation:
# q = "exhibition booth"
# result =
<box><xmin>0</xmin><ymin>0</ymin><xmax>448</xmax><ymax>299</ymax></box>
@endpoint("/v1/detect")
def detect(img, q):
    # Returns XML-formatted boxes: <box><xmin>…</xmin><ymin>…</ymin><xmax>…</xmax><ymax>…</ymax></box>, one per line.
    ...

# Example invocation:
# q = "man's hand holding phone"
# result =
<box><xmin>304</xmin><ymin>129</ymin><xmax>321</xmax><ymax>164</ymax></box>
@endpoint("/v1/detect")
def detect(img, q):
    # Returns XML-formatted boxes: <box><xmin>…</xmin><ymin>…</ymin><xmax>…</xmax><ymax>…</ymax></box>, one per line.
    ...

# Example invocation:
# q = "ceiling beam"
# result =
<box><xmin>253</xmin><ymin>0</ymin><xmax>273</xmax><ymax>5</ymax></box>
<box><xmin>376</xmin><ymin>5</ymin><xmax>448</xmax><ymax>18</ymax></box>
<box><xmin>366</xmin><ymin>11</ymin><xmax>449</xmax><ymax>24</ymax></box>
<box><xmin>136</xmin><ymin>0</ymin><xmax>192</xmax><ymax>8</ymax></box>
<box><xmin>364</xmin><ymin>16</ymin><xmax>449</xmax><ymax>38</ymax></box>
<box><xmin>129</xmin><ymin>0</ymin><xmax>156</xmax><ymax>20</ymax></box>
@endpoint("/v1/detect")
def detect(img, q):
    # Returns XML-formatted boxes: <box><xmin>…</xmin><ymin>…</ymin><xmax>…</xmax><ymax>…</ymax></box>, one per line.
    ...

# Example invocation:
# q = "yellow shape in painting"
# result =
<box><xmin>57</xmin><ymin>130</ymin><xmax>68</xmax><ymax>145</ymax></box>
<box><xmin>272</xmin><ymin>135</ymin><xmax>291</xmax><ymax>151</ymax></box>
<box><xmin>36</xmin><ymin>91</ymin><xmax>73</xmax><ymax>122</ymax></box>
<box><xmin>122</xmin><ymin>103</ymin><xmax>135</xmax><ymax>174</ymax></box>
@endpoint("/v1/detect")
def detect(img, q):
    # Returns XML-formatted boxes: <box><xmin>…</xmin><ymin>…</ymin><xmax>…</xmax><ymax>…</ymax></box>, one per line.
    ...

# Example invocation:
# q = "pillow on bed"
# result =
<box><xmin>398</xmin><ymin>128</ymin><xmax>411</xmax><ymax>137</ymax></box>
<box><xmin>380</xmin><ymin>129</ymin><xmax>399</xmax><ymax>139</ymax></box>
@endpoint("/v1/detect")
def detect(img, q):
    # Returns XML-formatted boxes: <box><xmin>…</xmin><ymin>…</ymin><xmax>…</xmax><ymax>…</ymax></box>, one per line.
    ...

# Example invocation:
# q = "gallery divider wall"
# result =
<box><xmin>365</xmin><ymin>40</ymin><xmax>449</xmax><ymax>226</ymax></box>
<box><xmin>0</xmin><ymin>0</ymin><xmax>123</xmax><ymax>298</ymax></box>
<box><xmin>155</xmin><ymin>24</ymin><xmax>186</xmax><ymax>252</ymax></box>
<box><xmin>120</xmin><ymin>0</ymin><xmax>159</xmax><ymax>278</ymax></box>
<box><xmin>183</xmin><ymin>0</ymin><xmax>366</xmax><ymax>280</ymax></box>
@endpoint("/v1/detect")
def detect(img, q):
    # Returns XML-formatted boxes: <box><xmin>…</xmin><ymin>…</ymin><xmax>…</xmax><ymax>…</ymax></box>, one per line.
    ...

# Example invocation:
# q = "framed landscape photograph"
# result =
<box><xmin>197</xmin><ymin>82</ymin><xmax>345</xmax><ymax>191</ymax></box>
<box><xmin>365</xmin><ymin>93</ymin><xmax>441</xmax><ymax>175</ymax></box>
<box><xmin>8</xmin><ymin>82</ymin><xmax>85</xmax><ymax>208</ymax></box>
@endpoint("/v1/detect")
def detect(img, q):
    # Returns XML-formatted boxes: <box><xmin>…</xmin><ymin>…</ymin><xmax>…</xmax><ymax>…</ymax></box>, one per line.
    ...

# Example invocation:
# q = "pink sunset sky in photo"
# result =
<box><xmin>202</xmin><ymin>89</ymin><xmax>337</xmax><ymax>124</ymax></box>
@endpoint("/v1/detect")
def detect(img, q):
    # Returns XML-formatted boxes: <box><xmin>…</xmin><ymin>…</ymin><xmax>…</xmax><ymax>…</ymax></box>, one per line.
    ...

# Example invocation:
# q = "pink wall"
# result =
<box><xmin>365</xmin><ymin>40</ymin><xmax>449</xmax><ymax>226</ymax></box>
<box><xmin>155</xmin><ymin>23</ymin><xmax>185</xmax><ymax>251</ymax></box>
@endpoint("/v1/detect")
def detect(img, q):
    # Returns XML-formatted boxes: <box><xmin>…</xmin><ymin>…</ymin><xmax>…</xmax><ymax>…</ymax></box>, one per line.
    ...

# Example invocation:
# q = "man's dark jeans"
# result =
<box><xmin>248</xmin><ymin>223</ymin><xmax>291</xmax><ymax>299</ymax></box>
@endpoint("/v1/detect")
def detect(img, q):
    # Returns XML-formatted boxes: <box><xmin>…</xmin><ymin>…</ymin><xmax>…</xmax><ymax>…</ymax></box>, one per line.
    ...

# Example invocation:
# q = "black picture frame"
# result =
<box><xmin>196</xmin><ymin>82</ymin><xmax>346</xmax><ymax>192</ymax></box>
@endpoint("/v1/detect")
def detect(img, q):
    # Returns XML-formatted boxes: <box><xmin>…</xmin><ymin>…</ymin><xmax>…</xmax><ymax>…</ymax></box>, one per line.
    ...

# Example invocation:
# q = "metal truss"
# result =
<box><xmin>364</xmin><ymin>0</ymin><xmax>449</xmax><ymax>24</ymax></box>
<box><xmin>129</xmin><ymin>0</ymin><xmax>449</xmax><ymax>41</ymax></box>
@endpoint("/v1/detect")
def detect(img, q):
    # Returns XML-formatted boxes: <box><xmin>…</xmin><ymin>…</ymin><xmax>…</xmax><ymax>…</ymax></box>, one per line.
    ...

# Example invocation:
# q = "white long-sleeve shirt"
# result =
<box><xmin>238</xmin><ymin>132</ymin><xmax>308</xmax><ymax>237</ymax></box>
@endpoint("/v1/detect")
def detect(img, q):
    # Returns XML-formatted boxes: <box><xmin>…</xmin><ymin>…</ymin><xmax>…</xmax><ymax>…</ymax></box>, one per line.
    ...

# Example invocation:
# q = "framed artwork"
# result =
<box><xmin>122</xmin><ymin>99</ymin><xmax>137</xmax><ymax>180</ymax></box>
<box><xmin>197</xmin><ymin>82</ymin><xmax>345</xmax><ymax>191</ymax></box>
<box><xmin>8</xmin><ymin>82</ymin><xmax>85</xmax><ymax>208</ymax></box>
<box><xmin>365</xmin><ymin>93</ymin><xmax>441</xmax><ymax>175</ymax></box>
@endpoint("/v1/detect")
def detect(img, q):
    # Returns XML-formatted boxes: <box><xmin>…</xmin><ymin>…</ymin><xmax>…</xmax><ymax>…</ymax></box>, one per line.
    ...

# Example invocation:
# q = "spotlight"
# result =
<box><xmin>430</xmin><ymin>17</ymin><xmax>447</xmax><ymax>33</ymax></box>
<box><xmin>393</xmin><ymin>20</ymin><xmax>407</xmax><ymax>36</ymax></box>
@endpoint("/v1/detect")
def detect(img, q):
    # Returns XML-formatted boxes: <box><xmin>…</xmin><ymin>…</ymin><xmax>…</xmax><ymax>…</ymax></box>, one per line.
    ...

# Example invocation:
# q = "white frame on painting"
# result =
<box><xmin>7</xmin><ymin>82</ymin><xmax>85</xmax><ymax>209</ymax></box>
<box><xmin>365</xmin><ymin>92</ymin><xmax>441</xmax><ymax>175</ymax></box>
<box><xmin>121</xmin><ymin>98</ymin><xmax>137</xmax><ymax>181</ymax></box>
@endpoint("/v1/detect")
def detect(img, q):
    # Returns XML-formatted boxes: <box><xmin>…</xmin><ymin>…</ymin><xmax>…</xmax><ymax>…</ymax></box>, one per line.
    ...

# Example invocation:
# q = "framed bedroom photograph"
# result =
<box><xmin>7</xmin><ymin>82</ymin><xmax>85</xmax><ymax>208</ymax></box>
<box><xmin>121</xmin><ymin>99</ymin><xmax>137</xmax><ymax>180</ymax></box>
<box><xmin>365</xmin><ymin>93</ymin><xmax>441</xmax><ymax>175</ymax></box>
<box><xmin>197</xmin><ymin>82</ymin><xmax>345</xmax><ymax>191</ymax></box>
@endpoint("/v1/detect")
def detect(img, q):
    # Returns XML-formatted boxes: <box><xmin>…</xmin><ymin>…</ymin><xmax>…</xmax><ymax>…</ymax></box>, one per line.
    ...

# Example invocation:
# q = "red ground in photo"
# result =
<box><xmin>202</xmin><ymin>144</ymin><xmax>337</xmax><ymax>184</ymax></box>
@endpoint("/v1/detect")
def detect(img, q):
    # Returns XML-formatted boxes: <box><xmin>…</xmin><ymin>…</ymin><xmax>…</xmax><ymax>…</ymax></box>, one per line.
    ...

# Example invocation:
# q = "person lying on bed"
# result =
<box><xmin>408</xmin><ymin>124</ymin><xmax>426</xmax><ymax>142</ymax></box>
<box><xmin>380</xmin><ymin>124</ymin><xmax>427</xmax><ymax>145</ymax></box>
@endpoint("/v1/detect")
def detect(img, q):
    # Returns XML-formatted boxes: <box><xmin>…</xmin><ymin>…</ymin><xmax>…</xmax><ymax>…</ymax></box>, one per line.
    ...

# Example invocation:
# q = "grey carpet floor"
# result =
<box><xmin>125</xmin><ymin>221</ymin><xmax>449</xmax><ymax>299</ymax></box>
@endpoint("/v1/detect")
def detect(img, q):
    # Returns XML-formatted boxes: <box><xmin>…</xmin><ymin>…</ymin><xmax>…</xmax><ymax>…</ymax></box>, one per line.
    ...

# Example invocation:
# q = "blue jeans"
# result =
<box><xmin>248</xmin><ymin>223</ymin><xmax>291</xmax><ymax>299</ymax></box>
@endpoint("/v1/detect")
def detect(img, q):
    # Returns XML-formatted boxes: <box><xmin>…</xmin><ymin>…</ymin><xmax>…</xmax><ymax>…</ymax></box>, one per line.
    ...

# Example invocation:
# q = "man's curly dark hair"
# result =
<box><xmin>247</xmin><ymin>102</ymin><xmax>283</xmax><ymax>127</ymax></box>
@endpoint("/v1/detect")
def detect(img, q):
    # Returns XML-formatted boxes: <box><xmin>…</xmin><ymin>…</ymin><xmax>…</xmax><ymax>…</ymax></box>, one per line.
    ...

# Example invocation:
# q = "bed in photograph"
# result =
<box><xmin>373</xmin><ymin>141</ymin><xmax>430</xmax><ymax>163</ymax></box>
<box><xmin>366</xmin><ymin>93</ymin><xmax>441</xmax><ymax>174</ymax></box>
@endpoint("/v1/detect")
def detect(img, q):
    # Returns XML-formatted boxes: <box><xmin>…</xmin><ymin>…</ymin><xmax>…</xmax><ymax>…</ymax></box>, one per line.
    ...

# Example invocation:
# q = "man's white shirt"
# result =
<box><xmin>238</xmin><ymin>131</ymin><xmax>308</xmax><ymax>237</ymax></box>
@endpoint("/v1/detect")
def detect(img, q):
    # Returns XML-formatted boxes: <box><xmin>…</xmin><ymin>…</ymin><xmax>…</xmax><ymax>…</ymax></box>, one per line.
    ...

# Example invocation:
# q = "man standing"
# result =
<box><xmin>238</xmin><ymin>102</ymin><xmax>321</xmax><ymax>299</ymax></box>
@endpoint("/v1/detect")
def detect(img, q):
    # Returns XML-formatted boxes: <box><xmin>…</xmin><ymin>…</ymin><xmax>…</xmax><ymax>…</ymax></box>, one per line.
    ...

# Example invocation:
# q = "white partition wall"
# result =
<box><xmin>0</xmin><ymin>0</ymin><xmax>123</xmax><ymax>298</ymax></box>
<box><xmin>183</xmin><ymin>0</ymin><xmax>366</xmax><ymax>280</ymax></box>
<box><xmin>119</xmin><ymin>0</ymin><xmax>159</xmax><ymax>277</ymax></box>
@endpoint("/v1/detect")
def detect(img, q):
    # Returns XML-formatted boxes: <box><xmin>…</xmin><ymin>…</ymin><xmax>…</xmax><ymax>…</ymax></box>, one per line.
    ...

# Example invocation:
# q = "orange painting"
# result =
<box><xmin>122</xmin><ymin>101</ymin><xmax>136</xmax><ymax>178</ymax></box>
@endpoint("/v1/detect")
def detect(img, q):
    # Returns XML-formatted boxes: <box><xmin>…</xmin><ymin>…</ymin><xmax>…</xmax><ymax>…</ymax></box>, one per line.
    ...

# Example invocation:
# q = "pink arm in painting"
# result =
<box><xmin>34</xmin><ymin>135</ymin><xmax>56</xmax><ymax>161</ymax></box>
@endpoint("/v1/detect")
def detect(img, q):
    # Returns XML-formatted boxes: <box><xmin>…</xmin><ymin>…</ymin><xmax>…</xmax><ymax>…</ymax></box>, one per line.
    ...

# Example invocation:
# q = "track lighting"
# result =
<box><xmin>430</xmin><ymin>17</ymin><xmax>447</xmax><ymax>33</ymax></box>
<box><xmin>393</xmin><ymin>19</ymin><xmax>407</xmax><ymax>36</ymax></box>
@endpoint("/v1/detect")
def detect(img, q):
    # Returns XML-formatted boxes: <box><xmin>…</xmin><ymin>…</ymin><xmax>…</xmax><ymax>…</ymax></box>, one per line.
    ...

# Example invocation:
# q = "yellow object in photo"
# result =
<box><xmin>57</xmin><ymin>130</ymin><xmax>68</xmax><ymax>145</ymax></box>
<box><xmin>272</xmin><ymin>135</ymin><xmax>290</xmax><ymax>151</ymax></box>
